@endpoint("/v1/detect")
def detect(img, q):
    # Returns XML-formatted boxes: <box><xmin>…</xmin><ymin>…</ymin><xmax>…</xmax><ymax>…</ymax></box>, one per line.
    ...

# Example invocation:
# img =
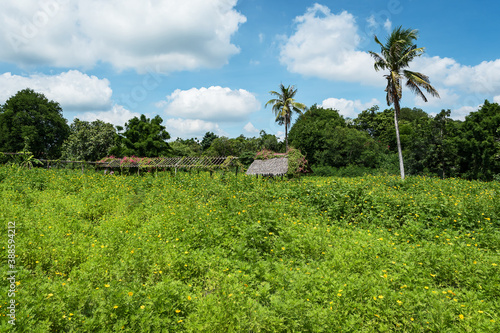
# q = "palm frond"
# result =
<box><xmin>404</xmin><ymin>70</ymin><xmax>440</xmax><ymax>99</ymax></box>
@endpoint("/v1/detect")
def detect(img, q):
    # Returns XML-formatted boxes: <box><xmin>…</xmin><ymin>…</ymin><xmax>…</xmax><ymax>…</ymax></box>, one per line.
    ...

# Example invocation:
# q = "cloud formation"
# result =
<box><xmin>77</xmin><ymin>105</ymin><xmax>140</xmax><ymax>127</ymax></box>
<box><xmin>243</xmin><ymin>122</ymin><xmax>259</xmax><ymax>134</ymax></box>
<box><xmin>279</xmin><ymin>4</ymin><xmax>382</xmax><ymax>85</ymax></box>
<box><xmin>158</xmin><ymin>86</ymin><xmax>261</xmax><ymax>122</ymax></box>
<box><xmin>0</xmin><ymin>0</ymin><xmax>246</xmax><ymax>73</ymax></box>
<box><xmin>320</xmin><ymin>97</ymin><xmax>380</xmax><ymax>118</ymax></box>
<box><xmin>165</xmin><ymin>118</ymin><xmax>223</xmax><ymax>139</ymax></box>
<box><xmin>0</xmin><ymin>70</ymin><xmax>112</xmax><ymax>111</ymax></box>
<box><xmin>281</xmin><ymin>4</ymin><xmax>500</xmax><ymax>119</ymax></box>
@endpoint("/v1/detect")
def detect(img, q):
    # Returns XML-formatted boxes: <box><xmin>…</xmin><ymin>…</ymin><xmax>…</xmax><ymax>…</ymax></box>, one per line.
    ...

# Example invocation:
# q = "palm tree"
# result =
<box><xmin>265</xmin><ymin>84</ymin><xmax>306</xmax><ymax>152</ymax></box>
<box><xmin>369</xmin><ymin>26</ymin><xmax>439</xmax><ymax>180</ymax></box>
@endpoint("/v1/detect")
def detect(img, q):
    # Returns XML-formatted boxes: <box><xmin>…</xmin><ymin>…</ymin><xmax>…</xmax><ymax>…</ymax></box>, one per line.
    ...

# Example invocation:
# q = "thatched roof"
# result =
<box><xmin>246</xmin><ymin>158</ymin><xmax>288</xmax><ymax>176</ymax></box>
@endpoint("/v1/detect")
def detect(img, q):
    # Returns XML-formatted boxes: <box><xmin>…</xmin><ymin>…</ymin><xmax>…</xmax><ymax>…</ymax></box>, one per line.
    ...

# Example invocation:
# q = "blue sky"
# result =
<box><xmin>1</xmin><ymin>0</ymin><xmax>500</xmax><ymax>140</ymax></box>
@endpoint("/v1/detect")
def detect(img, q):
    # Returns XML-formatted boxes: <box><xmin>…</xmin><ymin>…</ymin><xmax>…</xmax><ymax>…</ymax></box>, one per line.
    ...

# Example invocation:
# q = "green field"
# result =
<box><xmin>1</xmin><ymin>166</ymin><xmax>499</xmax><ymax>332</ymax></box>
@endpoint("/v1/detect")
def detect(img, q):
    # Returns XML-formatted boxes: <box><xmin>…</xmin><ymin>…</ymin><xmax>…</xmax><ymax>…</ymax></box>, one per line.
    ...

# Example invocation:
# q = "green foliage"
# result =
<box><xmin>201</xmin><ymin>132</ymin><xmax>218</xmax><ymax>151</ymax></box>
<box><xmin>110</xmin><ymin>115</ymin><xmax>171</xmax><ymax>157</ymax></box>
<box><xmin>61</xmin><ymin>119</ymin><xmax>116</xmax><ymax>161</ymax></box>
<box><xmin>170</xmin><ymin>138</ymin><xmax>202</xmax><ymax>157</ymax></box>
<box><xmin>289</xmin><ymin>104</ymin><xmax>346</xmax><ymax>165</ymax></box>
<box><xmin>204</xmin><ymin>137</ymin><xmax>236</xmax><ymax>156</ymax></box>
<box><xmin>238</xmin><ymin>151</ymin><xmax>255</xmax><ymax>167</ymax></box>
<box><xmin>265</xmin><ymin>84</ymin><xmax>306</xmax><ymax>151</ymax></box>
<box><xmin>456</xmin><ymin>101</ymin><xmax>500</xmax><ymax>180</ymax></box>
<box><xmin>290</xmin><ymin>105</ymin><xmax>381</xmax><ymax>168</ymax></box>
<box><xmin>0</xmin><ymin>88</ymin><xmax>70</xmax><ymax>158</ymax></box>
<box><xmin>286</xmin><ymin>148</ymin><xmax>308</xmax><ymax>178</ymax></box>
<box><xmin>0</xmin><ymin>168</ymin><xmax>499</xmax><ymax>332</ymax></box>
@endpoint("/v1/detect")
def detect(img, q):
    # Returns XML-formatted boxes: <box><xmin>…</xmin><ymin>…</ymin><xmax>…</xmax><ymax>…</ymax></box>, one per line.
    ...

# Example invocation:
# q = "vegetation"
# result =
<box><xmin>369</xmin><ymin>26</ymin><xmax>440</xmax><ymax>180</ymax></box>
<box><xmin>0</xmin><ymin>167</ymin><xmax>498</xmax><ymax>332</ymax></box>
<box><xmin>61</xmin><ymin>119</ymin><xmax>116</xmax><ymax>161</ymax></box>
<box><xmin>110</xmin><ymin>115</ymin><xmax>172</xmax><ymax>158</ymax></box>
<box><xmin>265</xmin><ymin>84</ymin><xmax>306</xmax><ymax>152</ymax></box>
<box><xmin>0</xmin><ymin>89</ymin><xmax>70</xmax><ymax>159</ymax></box>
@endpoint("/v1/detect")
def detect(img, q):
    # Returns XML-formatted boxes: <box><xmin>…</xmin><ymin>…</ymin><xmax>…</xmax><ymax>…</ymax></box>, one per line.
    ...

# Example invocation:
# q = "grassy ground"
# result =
<box><xmin>0</xmin><ymin>166</ymin><xmax>499</xmax><ymax>332</ymax></box>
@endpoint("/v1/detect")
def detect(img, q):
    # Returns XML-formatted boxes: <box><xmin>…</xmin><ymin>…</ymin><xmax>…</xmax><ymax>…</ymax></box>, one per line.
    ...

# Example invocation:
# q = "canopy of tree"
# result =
<box><xmin>61</xmin><ymin>119</ymin><xmax>116</xmax><ymax>161</ymax></box>
<box><xmin>109</xmin><ymin>115</ymin><xmax>171</xmax><ymax>157</ymax></box>
<box><xmin>0</xmin><ymin>88</ymin><xmax>69</xmax><ymax>158</ymax></box>
<box><xmin>289</xmin><ymin>105</ymin><xmax>381</xmax><ymax>168</ymax></box>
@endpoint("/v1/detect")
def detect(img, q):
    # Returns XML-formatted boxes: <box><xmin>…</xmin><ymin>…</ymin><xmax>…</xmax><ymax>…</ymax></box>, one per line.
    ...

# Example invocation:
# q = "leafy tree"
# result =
<box><xmin>369</xmin><ymin>26</ymin><xmax>439</xmax><ymax>180</ymax></box>
<box><xmin>265</xmin><ymin>84</ymin><xmax>306</xmax><ymax>151</ymax></box>
<box><xmin>456</xmin><ymin>101</ymin><xmax>500</xmax><ymax>180</ymax></box>
<box><xmin>0</xmin><ymin>88</ymin><xmax>69</xmax><ymax>158</ymax></box>
<box><xmin>201</xmin><ymin>132</ymin><xmax>218</xmax><ymax>151</ymax></box>
<box><xmin>204</xmin><ymin>136</ymin><xmax>236</xmax><ymax>156</ymax></box>
<box><xmin>170</xmin><ymin>138</ymin><xmax>201</xmax><ymax>157</ymax></box>
<box><xmin>289</xmin><ymin>105</ymin><xmax>346</xmax><ymax>165</ymax></box>
<box><xmin>110</xmin><ymin>115</ymin><xmax>171</xmax><ymax>157</ymax></box>
<box><xmin>353</xmin><ymin>106</ymin><xmax>396</xmax><ymax>150</ymax></box>
<box><xmin>61</xmin><ymin>119</ymin><xmax>116</xmax><ymax>161</ymax></box>
<box><xmin>258</xmin><ymin>130</ymin><xmax>282</xmax><ymax>153</ymax></box>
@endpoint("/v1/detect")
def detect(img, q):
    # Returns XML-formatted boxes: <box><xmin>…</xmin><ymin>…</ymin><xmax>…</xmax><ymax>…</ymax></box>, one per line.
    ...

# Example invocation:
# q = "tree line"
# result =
<box><xmin>0</xmin><ymin>88</ymin><xmax>498</xmax><ymax>180</ymax></box>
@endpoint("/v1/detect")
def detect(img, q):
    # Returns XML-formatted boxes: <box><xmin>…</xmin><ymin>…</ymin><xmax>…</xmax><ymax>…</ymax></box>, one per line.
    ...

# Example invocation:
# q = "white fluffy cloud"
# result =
<box><xmin>165</xmin><ymin>118</ymin><xmax>223</xmax><ymax>139</ymax></box>
<box><xmin>158</xmin><ymin>86</ymin><xmax>261</xmax><ymax>122</ymax></box>
<box><xmin>320</xmin><ymin>97</ymin><xmax>379</xmax><ymax>118</ymax></box>
<box><xmin>243</xmin><ymin>122</ymin><xmax>259</xmax><ymax>134</ymax></box>
<box><xmin>281</xmin><ymin>4</ymin><xmax>500</xmax><ymax>117</ymax></box>
<box><xmin>76</xmin><ymin>105</ymin><xmax>140</xmax><ymax>127</ymax></box>
<box><xmin>0</xmin><ymin>0</ymin><xmax>246</xmax><ymax>73</ymax></box>
<box><xmin>412</xmin><ymin>56</ymin><xmax>500</xmax><ymax>95</ymax></box>
<box><xmin>279</xmin><ymin>4</ymin><xmax>382</xmax><ymax>85</ymax></box>
<box><xmin>0</xmin><ymin>70</ymin><xmax>112</xmax><ymax>111</ymax></box>
<box><xmin>451</xmin><ymin>105</ymin><xmax>479</xmax><ymax>121</ymax></box>
<box><xmin>494</xmin><ymin>96</ymin><xmax>500</xmax><ymax>104</ymax></box>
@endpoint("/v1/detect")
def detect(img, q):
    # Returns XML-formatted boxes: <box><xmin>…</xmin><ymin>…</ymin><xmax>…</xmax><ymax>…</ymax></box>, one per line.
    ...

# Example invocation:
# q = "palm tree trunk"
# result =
<box><xmin>285</xmin><ymin>120</ymin><xmax>289</xmax><ymax>152</ymax></box>
<box><xmin>394</xmin><ymin>98</ymin><xmax>405</xmax><ymax>180</ymax></box>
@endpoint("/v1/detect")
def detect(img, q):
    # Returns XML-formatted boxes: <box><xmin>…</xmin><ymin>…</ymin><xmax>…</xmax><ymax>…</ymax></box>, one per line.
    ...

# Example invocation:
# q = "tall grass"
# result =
<box><xmin>0</xmin><ymin>166</ymin><xmax>498</xmax><ymax>332</ymax></box>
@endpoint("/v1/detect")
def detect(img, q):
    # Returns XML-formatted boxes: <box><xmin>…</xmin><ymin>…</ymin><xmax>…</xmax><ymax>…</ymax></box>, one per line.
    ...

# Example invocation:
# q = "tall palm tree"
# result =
<box><xmin>265</xmin><ymin>84</ymin><xmax>306</xmax><ymax>152</ymax></box>
<box><xmin>369</xmin><ymin>26</ymin><xmax>439</xmax><ymax>180</ymax></box>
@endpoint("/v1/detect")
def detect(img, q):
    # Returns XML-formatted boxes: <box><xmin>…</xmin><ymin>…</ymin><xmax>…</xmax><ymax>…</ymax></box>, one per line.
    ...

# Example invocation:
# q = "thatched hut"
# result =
<box><xmin>246</xmin><ymin>157</ymin><xmax>288</xmax><ymax>177</ymax></box>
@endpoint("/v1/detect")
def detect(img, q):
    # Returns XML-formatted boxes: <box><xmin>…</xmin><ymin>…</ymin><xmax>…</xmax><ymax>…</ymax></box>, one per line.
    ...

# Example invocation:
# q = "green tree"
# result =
<box><xmin>201</xmin><ymin>132</ymin><xmax>218</xmax><ymax>151</ymax></box>
<box><xmin>265</xmin><ymin>84</ymin><xmax>306</xmax><ymax>151</ymax></box>
<box><xmin>204</xmin><ymin>137</ymin><xmax>236</xmax><ymax>156</ymax></box>
<box><xmin>456</xmin><ymin>101</ymin><xmax>500</xmax><ymax>180</ymax></box>
<box><xmin>0</xmin><ymin>88</ymin><xmax>69</xmax><ymax>158</ymax></box>
<box><xmin>170</xmin><ymin>138</ymin><xmax>201</xmax><ymax>157</ymax></box>
<box><xmin>369</xmin><ymin>26</ymin><xmax>439</xmax><ymax>180</ymax></box>
<box><xmin>61</xmin><ymin>118</ymin><xmax>116</xmax><ymax>161</ymax></box>
<box><xmin>289</xmin><ymin>105</ymin><xmax>346</xmax><ymax>165</ymax></box>
<box><xmin>258</xmin><ymin>130</ymin><xmax>282</xmax><ymax>152</ymax></box>
<box><xmin>110</xmin><ymin>114</ymin><xmax>171</xmax><ymax>157</ymax></box>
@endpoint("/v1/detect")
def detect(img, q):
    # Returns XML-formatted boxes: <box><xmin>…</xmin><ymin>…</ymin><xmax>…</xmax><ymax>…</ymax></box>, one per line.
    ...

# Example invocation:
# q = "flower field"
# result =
<box><xmin>0</xmin><ymin>166</ymin><xmax>499</xmax><ymax>332</ymax></box>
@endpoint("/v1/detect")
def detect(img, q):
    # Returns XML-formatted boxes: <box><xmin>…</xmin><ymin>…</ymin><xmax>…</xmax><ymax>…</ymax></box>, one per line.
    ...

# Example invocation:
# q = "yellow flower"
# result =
<box><xmin>378</xmin><ymin>295</ymin><xmax>384</xmax><ymax>299</ymax></box>
<box><xmin>128</xmin><ymin>292</ymin><xmax>133</xmax><ymax>296</ymax></box>
<box><xmin>187</xmin><ymin>296</ymin><xmax>192</xmax><ymax>300</ymax></box>
<box><xmin>459</xmin><ymin>314</ymin><xmax>464</xmax><ymax>320</ymax></box>
<box><xmin>113</xmin><ymin>305</ymin><xmax>118</xmax><ymax>309</ymax></box>
<box><xmin>140</xmin><ymin>305</ymin><xmax>145</xmax><ymax>309</ymax></box>
<box><xmin>175</xmin><ymin>309</ymin><xmax>181</xmax><ymax>313</ymax></box>
<box><xmin>104</xmin><ymin>284</ymin><xmax>110</xmax><ymax>288</ymax></box>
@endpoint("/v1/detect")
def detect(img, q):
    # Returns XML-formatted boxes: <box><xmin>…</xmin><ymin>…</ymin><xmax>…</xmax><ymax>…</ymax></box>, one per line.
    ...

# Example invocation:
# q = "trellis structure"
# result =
<box><xmin>1</xmin><ymin>152</ymin><xmax>240</xmax><ymax>175</ymax></box>
<box><xmin>96</xmin><ymin>156</ymin><xmax>240</xmax><ymax>173</ymax></box>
